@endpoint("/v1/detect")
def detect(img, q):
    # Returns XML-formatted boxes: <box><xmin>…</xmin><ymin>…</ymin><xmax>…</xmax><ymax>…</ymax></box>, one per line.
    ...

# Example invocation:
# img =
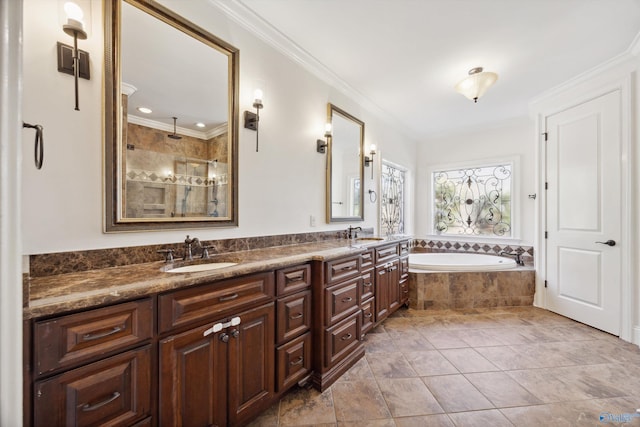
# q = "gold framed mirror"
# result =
<box><xmin>104</xmin><ymin>0</ymin><xmax>239</xmax><ymax>231</ymax></box>
<box><xmin>326</xmin><ymin>103</ymin><xmax>364</xmax><ymax>223</ymax></box>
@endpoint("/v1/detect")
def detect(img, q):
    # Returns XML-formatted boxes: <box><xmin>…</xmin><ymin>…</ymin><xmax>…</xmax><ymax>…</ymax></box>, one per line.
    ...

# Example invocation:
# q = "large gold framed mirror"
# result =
<box><xmin>104</xmin><ymin>0</ymin><xmax>239</xmax><ymax>231</ymax></box>
<box><xmin>326</xmin><ymin>104</ymin><xmax>364</xmax><ymax>223</ymax></box>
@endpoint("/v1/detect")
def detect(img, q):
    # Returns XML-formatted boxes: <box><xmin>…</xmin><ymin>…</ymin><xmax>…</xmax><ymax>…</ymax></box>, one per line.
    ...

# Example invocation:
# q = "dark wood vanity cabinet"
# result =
<box><xmin>158</xmin><ymin>272</ymin><xmax>275</xmax><ymax>427</ymax></box>
<box><xmin>275</xmin><ymin>264</ymin><xmax>312</xmax><ymax>392</ymax></box>
<box><xmin>374</xmin><ymin>241</ymin><xmax>409</xmax><ymax>323</ymax></box>
<box><xmin>31</xmin><ymin>299</ymin><xmax>154</xmax><ymax>427</ymax></box>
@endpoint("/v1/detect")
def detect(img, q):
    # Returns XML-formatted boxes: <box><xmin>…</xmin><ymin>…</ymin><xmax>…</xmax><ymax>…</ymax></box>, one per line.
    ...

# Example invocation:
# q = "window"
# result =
<box><xmin>433</xmin><ymin>163</ymin><xmax>512</xmax><ymax>237</ymax></box>
<box><xmin>381</xmin><ymin>162</ymin><xmax>406</xmax><ymax>235</ymax></box>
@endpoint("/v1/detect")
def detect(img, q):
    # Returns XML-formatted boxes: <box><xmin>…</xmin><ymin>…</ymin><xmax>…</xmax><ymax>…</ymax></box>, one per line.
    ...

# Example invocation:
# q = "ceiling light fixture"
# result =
<box><xmin>195</xmin><ymin>122</ymin><xmax>205</xmax><ymax>128</ymax></box>
<box><xmin>455</xmin><ymin>67</ymin><xmax>498</xmax><ymax>103</ymax></box>
<box><xmin>137</xmin><ymin>106</ymin><xmax>152</xmax><ymax>114</ymax></box>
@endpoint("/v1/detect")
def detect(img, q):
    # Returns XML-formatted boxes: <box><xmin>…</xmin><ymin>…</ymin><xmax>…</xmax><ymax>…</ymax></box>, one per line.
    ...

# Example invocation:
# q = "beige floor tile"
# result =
<box><xmin>505</xmin><ymin>368</ymin><xmax>593</xmax><ymax>403</ymax></box>
<box><xmin>423</xmin><ymin>374</ymin><xmax>494</xmax><ymax>413</ymax></box>
<box><xmin>377</xmin><ymin>377</ymin><xmax>444</xmax><ymax>417</ymax></box>
<box><xmin>439</xmin><ymin>348</ymin><xmax>500</xmax><ymax>373</ymax></box>
<box><xmin>456</xmin><ymin>328</ymin><xmax>508</xmax><ymax>347</ymax></box>
<box><xmin>278</xmin><ymin>387</ymin><xmax>336</xmax><ymax>426</ymax></box>
<box><xmin>363</xmin><ymin>332</ymin><xmax>397</xmax><ymax>353</ymax></box>
<box><xmin>366</xmin><ymin>352</ymin><xmax>417</xmax><ymax>378</ymax></box>
<box><xmin>335</xmin><ymin>357</ymin><xmax>374</xmax><ymax>382</ymax></box>
<box><xmin>447</xmin><ymin>409</ymin><xmax>513</xmax><ymax>426</ymax></box>
<box><xmin>421</xmin><ymin>329</ymin><xmax>470</xmax><ymax>349</ymax></box>
<box><xmin>404</xmin><ymin>350</ymin><xmax>459</xmax><ymax>376</ymax></box>
<box><xmin>331</xmin><ymin>379</ymin><xmax>392</xmax><ymax>422</ymax></box>
<box><xmin>337</xmin><ymin>419</ymin><xmax>395</xmax><ymax>427</ymax></box>
<box><xmin>553</xmin><ymin>364</ymin><xmax>635</xmax><ymax>399</ymax></box>
<box><xmin>394</xmin><ymin>414</ymin><xmax>455</xmax><ymax>427</ymax></box>
<box><xmin>464</xmin><ymin>371</ymin><xmax>543</xmax><ymax>407</ymax></box>
<box><xmin>390</xmin><ymin>332</ymin><xmax>436</xmax><ymax>352</ymax></box>
<box><xmin>474</xmin><ymin>345</ymin><xmax>545</xmax><ymax>370</ymax></box>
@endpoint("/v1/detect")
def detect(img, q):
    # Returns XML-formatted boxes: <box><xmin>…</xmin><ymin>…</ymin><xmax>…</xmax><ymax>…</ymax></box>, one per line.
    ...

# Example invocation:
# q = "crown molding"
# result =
<box><xmin>127</xmin><ymin>115</ymin><xmax>221</xmax><ymax>140</ymax></box>
<box><xmin>207</xmin><ymin>0</ymin><xmax>417</xmax><ymax>143</ymax></box>
<box><xmin>529</xmin><ymin>29</ymin><xmax>640</xmax><ymax>111</ymax></box>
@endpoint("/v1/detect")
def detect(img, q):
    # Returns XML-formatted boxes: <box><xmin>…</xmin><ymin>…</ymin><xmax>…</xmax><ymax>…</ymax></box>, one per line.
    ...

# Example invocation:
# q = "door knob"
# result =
<box><xmin>595</xmin><ymin>240</ymin><xmax>616</xmax><ymax>247</ymax></box>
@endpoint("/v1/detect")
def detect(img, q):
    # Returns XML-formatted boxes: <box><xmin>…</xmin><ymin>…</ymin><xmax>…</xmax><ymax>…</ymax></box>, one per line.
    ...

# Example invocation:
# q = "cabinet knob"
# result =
<box><xmin>220</xmin><ymin>333</ymin><xmax>229</xmax><ymax>343</ymax></box>
<box><xmin>230</xmin><ymin>329</ymin><xmax>240</xmax><ymax>338</ymax></box>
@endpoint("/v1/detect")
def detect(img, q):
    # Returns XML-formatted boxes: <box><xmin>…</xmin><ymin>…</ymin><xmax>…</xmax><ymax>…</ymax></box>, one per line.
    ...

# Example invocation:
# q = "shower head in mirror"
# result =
<box><xmin>168</xmin><ymin>116</ymin><xmax>182</xmax><ymax>140</ymax></box>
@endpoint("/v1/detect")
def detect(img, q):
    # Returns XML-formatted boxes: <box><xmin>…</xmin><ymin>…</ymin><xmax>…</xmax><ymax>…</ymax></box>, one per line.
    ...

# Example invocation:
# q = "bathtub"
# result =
<box><xmin>409</xmin><ymin>252</ymin><xmax>518</xmax><ymax>272</ymax></box>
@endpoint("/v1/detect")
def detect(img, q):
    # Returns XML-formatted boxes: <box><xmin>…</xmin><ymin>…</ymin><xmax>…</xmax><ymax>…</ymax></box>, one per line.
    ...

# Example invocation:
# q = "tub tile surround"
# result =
<box><xmin>409</xmin><ymin>270</ymin><xmax>536</xmax><ymax>310</ymax></box>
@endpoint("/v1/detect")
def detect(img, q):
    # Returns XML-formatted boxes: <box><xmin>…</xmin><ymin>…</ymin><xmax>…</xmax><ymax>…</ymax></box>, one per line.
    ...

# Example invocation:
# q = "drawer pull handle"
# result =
<box><xmin>341</xmin><ymin>333</ymin><xmax>352</xmax><ymax>341</ymax></box>
<box><xmin>219</xmin><ymin>293</ymin><xmax>239</xmax><ymax>302</ymax></box>
<box><xmin>82</xmin><ymin>325</ymin><xmax>124</xmax><ymax>341</ymax></box>
<box><xmin>342</xmin><ymin>297</ymin><xmax>353</xmax><ymax>302</ymax></box>
<box><xmin>81</xmin><ymin>391</ymin><xmax>121</xmax><ymax>412</ymax></box>
<box><xmin>337</xmin><ymin>265</ymin><xmax>355</xmax><ymax>272</ymax></box>
<box><xmin>364</xmin><ymin>313</ymin><xmax>373</xmax><ymax>318</ymax></box>
<box><xmin>286</xmin><ymin>272</ymin><xmax>305</xmax><ymax>283</ymax></box>
<box><xmin>290</xmin><ymin>356</ymin><xmax>304</xmax><ymax>366</ymax></box>
<box><xmin>363</xmin><ymin>282</ymin><xmax>372</xmax><ymax>288</ymax></box>
<box><xmin>290</xmin><ymin>312</ymin><xmax>303</xmax><ymax>320</ymax></box>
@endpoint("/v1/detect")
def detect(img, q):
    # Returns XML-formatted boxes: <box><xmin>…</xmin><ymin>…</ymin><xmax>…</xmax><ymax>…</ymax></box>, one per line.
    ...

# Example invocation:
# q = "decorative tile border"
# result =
<box><xmin>410</xmin><ymin>238</ymin><xmax>533</xmax><ymax>264</ymax></box>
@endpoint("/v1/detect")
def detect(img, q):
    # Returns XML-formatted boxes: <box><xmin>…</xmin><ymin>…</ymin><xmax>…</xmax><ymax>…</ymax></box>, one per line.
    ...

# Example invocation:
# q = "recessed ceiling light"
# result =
<box><xmin>195</xmin><ymin>122</ymin><xmax>205</xmax><ymax>128</ymax></box>
<box><xmin>137</xmin><ymin>107</ymin><xmax>152</xmax><ymax>114</ymax></box>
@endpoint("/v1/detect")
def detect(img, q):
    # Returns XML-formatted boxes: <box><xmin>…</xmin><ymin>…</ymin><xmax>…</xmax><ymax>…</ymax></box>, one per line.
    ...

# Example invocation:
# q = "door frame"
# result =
<box><xmin>532</xmin><ymin>69</ymin><xmax>633</xmax><ymax>342</ymax></box>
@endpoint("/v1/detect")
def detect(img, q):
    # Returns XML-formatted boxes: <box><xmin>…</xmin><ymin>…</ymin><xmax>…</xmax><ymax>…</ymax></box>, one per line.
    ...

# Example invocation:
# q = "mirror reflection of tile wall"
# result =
<box><xmin>124</xmin><ymin>122</ymin><xmax>228</xmax><ymax>218</ymax></box>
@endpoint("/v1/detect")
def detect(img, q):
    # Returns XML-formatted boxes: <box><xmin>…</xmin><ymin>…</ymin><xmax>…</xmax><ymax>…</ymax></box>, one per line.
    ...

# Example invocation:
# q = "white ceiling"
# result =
<box><xmin>236</xmin><ymin>0</ymin><xmax>640</xmax><ymax>140</ymax></box>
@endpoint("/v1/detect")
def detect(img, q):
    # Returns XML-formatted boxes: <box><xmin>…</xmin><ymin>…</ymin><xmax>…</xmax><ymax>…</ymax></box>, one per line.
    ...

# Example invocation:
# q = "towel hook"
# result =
<box><xmin>23</xmin><ymin>122</ymin><xmax>44</xmax><ymax>169</ymax></box>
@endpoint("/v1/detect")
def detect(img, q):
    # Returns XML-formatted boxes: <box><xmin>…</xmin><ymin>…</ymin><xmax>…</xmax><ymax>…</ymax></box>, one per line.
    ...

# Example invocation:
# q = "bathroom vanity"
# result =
<box><xmin>23</xmin><ymin>237</ymin><xmax>410</xmax><ymax>427</ymax></box>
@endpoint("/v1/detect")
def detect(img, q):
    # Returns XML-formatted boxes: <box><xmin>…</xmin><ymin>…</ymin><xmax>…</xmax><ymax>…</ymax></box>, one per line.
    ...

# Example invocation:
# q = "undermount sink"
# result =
<box><xmin>165</xmin><ymin>262</ymin><xmax>238</xmax><ymax>273</ymax></box>
<box><xmin>355</xmin><ymin>237</ymin><xmax>385</xmax><ymax>241</ymax></box>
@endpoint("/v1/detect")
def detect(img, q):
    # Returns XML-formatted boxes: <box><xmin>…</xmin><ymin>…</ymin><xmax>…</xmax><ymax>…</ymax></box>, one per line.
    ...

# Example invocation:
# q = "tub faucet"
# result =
<box><xmin>184</xmin><ymin>235</ymin><xmax>201</xmax><ymax>261</ymax></box>
<box><xmin>500</xmin><ymin>250</ymin><xmax>525</xmax><ymax>266</ymax></box>
<box><xmin>346</xmin><ymin>226</ymin><xmax>362</xmax><ymax>239</ymax></box>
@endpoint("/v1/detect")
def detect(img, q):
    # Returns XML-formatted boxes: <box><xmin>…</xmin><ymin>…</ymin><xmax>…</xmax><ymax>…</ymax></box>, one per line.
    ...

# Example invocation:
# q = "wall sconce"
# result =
<box><xmin>57</xmin><ymin>1</ymin><xmax>89</xmax><ymax>111</ymax></box>
<box><xmin>364</xmin><ymin>144</ymin><xmax>376</xmax><ymax>179</ymax></box>
<box><xmin>316</xmin><ymin>123</ymin><xmax>332</xmax><ymax>153</ymax></box>
<box><xmin>454</xmin><ymin>67</ymin><xmax>498</xmax><ymax>103</ymax></box>
<box><xmin>244</xmin><ymin>89</ymin><xmax>264</xmax><ymax>152</ymax></box>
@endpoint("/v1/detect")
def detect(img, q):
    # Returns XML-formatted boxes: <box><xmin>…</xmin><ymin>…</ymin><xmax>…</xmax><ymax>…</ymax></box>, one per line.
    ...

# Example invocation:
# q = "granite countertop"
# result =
<box><xmin>25</xmin><ymin>237</ymin><xmax>408</xmax><ymax>320</ymax></box>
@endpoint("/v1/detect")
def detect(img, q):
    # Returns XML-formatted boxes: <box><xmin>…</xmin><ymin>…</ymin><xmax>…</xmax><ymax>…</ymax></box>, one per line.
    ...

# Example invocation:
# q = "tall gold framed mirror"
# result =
<box><xmin>326</xmin><ymin>103</ymin><xmax>364</xmax><ymax>223</ymax></box>
<box><xmin>104</xmin><ymin>0</ymin><xmax>239</xmax><ymax>231</ymax></box>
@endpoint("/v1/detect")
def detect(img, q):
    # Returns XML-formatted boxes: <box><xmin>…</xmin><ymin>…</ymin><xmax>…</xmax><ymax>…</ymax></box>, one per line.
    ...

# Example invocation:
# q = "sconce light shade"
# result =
<box><xmin>59</xmin><ymin>1</ymin><xmax>89</xmax><ymax>111</ymax></box>
<box><xmin>317</xmin><ymin>123</ymin><xmax>331</xmax><ymax>154</ymax></box>
<box><xmin>455</xmin><ymin>67</ymin><xmax>498</xmax><ymax>103</ymax></box>
<box><xmin>364</xmin><ymin>144</ymin><xmax>376</xmax><ymax>179</ymax></box>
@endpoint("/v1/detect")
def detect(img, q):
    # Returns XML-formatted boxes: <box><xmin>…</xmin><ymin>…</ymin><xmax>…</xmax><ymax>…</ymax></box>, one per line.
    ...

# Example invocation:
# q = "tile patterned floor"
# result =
<box><xmin>249</xmin><ymin>307</ymin><xmax>640</xmax><ymax>426</ymax></box>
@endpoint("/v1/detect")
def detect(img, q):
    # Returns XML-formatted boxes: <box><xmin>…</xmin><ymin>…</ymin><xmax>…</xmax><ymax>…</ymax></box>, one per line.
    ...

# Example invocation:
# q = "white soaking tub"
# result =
<box><xmin>409</xmin><ymin>252</ymin><xmax>518</xmax><ymax>272</ymax></box>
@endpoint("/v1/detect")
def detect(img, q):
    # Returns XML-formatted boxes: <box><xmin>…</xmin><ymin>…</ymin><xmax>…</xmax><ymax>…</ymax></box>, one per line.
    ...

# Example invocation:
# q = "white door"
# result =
<box><xmin>545</xmin><ymin>90</ymin><xmax>621</xmax><ymax>335</ymax></box>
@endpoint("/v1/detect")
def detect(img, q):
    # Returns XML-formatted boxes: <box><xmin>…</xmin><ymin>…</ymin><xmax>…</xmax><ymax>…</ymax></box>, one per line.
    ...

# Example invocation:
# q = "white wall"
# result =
<box><xmin>21</xmin><ymin>0</ymin><xmax>417</xmax><ymax>255</ymax></box>
<box><xmin>414</xmin><ymin>118</ymin><xmax>537</xmax><ymax>245</ymax></box>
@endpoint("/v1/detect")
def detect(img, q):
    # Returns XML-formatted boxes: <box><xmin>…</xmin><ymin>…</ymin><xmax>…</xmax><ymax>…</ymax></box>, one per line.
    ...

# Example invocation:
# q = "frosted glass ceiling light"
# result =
<box><xmin>455</xmin><ymin>67</ymin><xmax>498</xmax><ymax>103</ymax></box>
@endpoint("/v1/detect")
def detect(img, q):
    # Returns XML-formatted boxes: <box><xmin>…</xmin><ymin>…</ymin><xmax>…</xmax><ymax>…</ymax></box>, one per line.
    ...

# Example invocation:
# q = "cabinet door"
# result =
<box><xmin>375</xmin><ymin>266</ymin><xmax>390</xmax><ymax>323</ymax></box>
<box><xmin>388</xmin><ymin>260</ymin><xmax>401</xmax><ymax>313</ymax></box>
<box><xmin>159</xmin><ymin>324</ymin><xmax>228</xmax><ymax>427</ymax></box>
<box><xmin>228</xmin><ymin>303</ymin><xmax>275</xmax><ymax>426</ymax></box>
<box><xmin>34</xmin><ymin>346</ymin><xmax>151</xmax><ymax>427</ymax></box>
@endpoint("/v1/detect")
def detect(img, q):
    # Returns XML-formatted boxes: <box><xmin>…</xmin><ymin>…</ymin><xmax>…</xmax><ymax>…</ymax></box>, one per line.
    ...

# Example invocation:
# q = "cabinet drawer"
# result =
<box><xmin>159</xmin><ymin>272</ymin><xmax>274</xmax><ymax>334</ymax></box>
<box><xmin>360</xmin><ymin>249</ymin><xmax>375</xmax><ymax>272</ymax></box>
<box><xmin>400</xmin><ymin>240</ymin><xmax>410</xmax><ymax>256</ymax></box>
<box><xmin>277</xmin><ymin>264</ymin><xmax>311</xmax><ymax>297</ymax></box>
<box><xmin>34</xmin><ymin>346</ymin><xmax>151</xmax><ymax>427</ymax></box>
<box><xmin>361</xmin><ymin>298</ymin><xmax>375</xmax><ymax>336</ymax></box>
<box><xmin>375</xmin><ymin>243</ymin><xmax>400</xmax><ymax>264</ymax></box>
<box><xmin>325</xmin><ymin>277</ymin><xmax>360</xmax><ymax>325</ymax></box>
<box><xmin>325</xmin><ymin>311</ymin><xmax>361</xmax><ymax>366</ymax></box>
<box><xmin>325</xmin><ymin>256</ymin><xmax>360</xmax><ymax>285</ymax></box>
<box><xmin>277</xmin><ymin>290</ymin><xmax>311</xmax><ymax>345</ymax></box>
<box><xmin>400</xmin><ymin>257</ymin><xmax>409</xmax><ymax>280</ymax></box>
<box><xmin>276</xmin><ymin>332</ymin><xmax>311</xmax><ymax>392</ymax></box>
<box><xmin>34</xmin><ymin>299</ymin><xmax>152</xmax><ymax>376</ymax></box>
<box><xmin>359</xmin><ymin>270</ymin><xmax>375</xmax><ymax>304</ymax></box>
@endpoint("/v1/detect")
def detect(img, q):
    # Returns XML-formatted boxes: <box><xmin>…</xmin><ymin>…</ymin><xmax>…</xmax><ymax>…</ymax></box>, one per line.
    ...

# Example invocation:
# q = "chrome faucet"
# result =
<box><xmin>346</xmin><ymin>226</ymin><xmax>362</xmax><ymax>239</ymax></box>
<box><xmin>500</xmin><ymin>249</ymin><xmax>525</xmax><ymax>266</ymax></box>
